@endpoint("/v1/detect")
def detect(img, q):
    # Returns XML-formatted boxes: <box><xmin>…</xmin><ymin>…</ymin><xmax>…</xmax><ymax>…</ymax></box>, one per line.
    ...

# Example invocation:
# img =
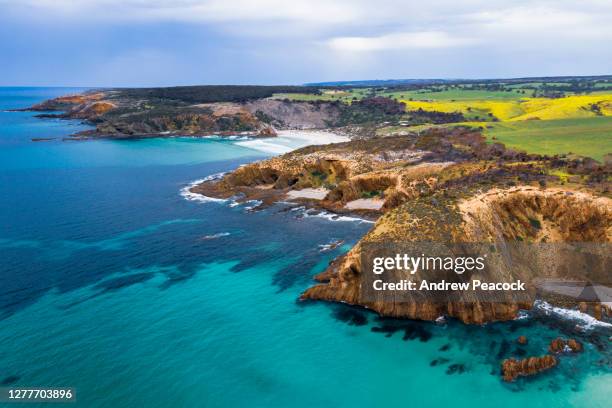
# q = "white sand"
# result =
<box><xmin>286</xmin><ymin>188</ymin><xmax>328</xmax><ymax>200</ymax></box>
<box><xmin>235</xmin><ymin>130</ymin><xmax>348</xmax><ymax>154</ymax></box>
<box><xmin>345</xmin><ymin>198</ymin><xmax>385</xmax><ymax>210</ymax></box>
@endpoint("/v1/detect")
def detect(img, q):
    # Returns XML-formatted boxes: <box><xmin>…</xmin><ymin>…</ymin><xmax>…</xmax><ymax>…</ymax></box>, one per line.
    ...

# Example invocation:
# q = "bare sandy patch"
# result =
<box><xmin>286</xmin><ymin>188</ymin><xmax>329</xmax><ymax>200</ymax></box>
<box><xmin>345</xmin><ymin>198</ymin><xmax>385</xmax><ymax>210</ymax></box>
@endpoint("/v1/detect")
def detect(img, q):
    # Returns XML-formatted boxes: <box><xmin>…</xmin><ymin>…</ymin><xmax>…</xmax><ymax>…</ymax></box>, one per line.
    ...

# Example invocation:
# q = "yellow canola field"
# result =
<box><xmin>402</xmin><ymin>94</ymin><xmax>612</xmax><ymax>122</ymax></box>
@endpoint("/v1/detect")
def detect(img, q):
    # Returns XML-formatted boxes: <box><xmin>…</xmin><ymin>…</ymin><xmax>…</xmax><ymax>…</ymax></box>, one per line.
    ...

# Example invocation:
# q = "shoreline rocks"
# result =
<box><xmin>549</xmin><ymin>338</ymin><xmax>583</xmax><ymax>353</ymax></box>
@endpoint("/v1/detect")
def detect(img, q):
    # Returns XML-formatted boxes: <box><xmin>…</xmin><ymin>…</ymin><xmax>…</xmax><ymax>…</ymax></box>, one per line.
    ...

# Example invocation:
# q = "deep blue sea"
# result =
<box><xmin>0</xmin><ymin>88</ymin><xmax>610</xmax><ymax>407</ymax></box>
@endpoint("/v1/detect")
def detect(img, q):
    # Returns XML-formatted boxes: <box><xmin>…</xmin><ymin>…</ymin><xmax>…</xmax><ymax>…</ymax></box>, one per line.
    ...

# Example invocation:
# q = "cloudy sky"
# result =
<box><xmin>1</xmin><ymin>0</ymin><xmax>611</xmax><ymax>86</ymax></box>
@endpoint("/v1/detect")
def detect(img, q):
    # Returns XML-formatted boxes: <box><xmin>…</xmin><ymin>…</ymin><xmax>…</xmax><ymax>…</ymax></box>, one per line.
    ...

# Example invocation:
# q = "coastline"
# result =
<box><xmin>234</xmin><ymin>129</ymin><xmax>349</xmax><ymax>154</ymax></box>
<box><xmin>3</xmin><ymin>86</ymin><xmax>611</xmax><ymax>401</ymax></box>
<box><xmin>187</xmin><ymin>125</ymin><xmax>612</xmax><ymax>332</ymax></box>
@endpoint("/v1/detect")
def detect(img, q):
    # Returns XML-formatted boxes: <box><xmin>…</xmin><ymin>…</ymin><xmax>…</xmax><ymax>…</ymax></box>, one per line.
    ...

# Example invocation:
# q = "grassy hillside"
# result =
<box><xmin>383</xmin><ymin>88</ymin><xmax>532</xmax><ymax>101</ymax></box>
<box><xmin>484</xmin><ymin>117</ymin><xmax>612</xmax><ymax>162</ymax></box>
<box><xmin>271</xmin><ymin>88</ymin><xmax>372</xmax><ymax>103</ymax></box>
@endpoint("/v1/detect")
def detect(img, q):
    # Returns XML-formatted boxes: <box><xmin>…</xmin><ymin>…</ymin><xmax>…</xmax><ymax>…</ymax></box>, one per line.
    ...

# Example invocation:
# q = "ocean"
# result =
<box><xmin>0</xmin><ymin>87</ymin><xmax>610</xmax><ymax>407</ymax></box>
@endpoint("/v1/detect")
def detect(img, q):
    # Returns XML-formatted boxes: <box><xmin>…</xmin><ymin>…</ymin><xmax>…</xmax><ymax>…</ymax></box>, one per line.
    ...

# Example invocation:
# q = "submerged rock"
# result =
<box><xmin>501</xmin><ymin>355</ymin><xmax>557</xmax><ymax>382</ymax></box>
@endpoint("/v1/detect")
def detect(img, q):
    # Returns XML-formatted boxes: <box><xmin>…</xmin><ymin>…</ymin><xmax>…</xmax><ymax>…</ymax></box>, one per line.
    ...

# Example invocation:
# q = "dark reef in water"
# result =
<box><xmin>331</xmin><ymin>306</ymin><xmax>369</xmax><ymax>326</ymax></box>
<box><xmin>323</xmin><ymin>299</ymin><xmax>611</xmax><ymax>391</ymax></box>
<box><xmin>430</xmin><ymin>358</ymin><xmax>450</xmax><ymax>366</ymax></box>
<box><xmin>370</xmin><ymin>318</ymin><xmax>433</xmax><ymax>342</ymax></box>
<box><xmin>446</xmin><ymin>363</ymin><xmax>468</xmax><ymax>375</ymax></box>
<box><xmin>1</xmin><ymin>375</ymin><xmax>20</xmax><ymax>385</ymax></box>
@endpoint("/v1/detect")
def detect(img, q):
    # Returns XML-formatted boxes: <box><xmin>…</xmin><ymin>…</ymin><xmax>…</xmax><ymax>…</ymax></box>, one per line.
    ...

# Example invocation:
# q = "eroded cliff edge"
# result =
<box><xmin>192</xmin><ymin>127</ymin><xmax>611</xmax><ymax>325</ymax></box>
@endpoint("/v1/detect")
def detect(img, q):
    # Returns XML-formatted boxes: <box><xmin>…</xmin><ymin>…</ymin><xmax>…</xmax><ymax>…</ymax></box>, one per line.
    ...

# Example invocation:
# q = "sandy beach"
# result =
<box><xmin>235</xmin><ymin>130</ymin><xmax>349</xmax><ymax>154</ymax></box>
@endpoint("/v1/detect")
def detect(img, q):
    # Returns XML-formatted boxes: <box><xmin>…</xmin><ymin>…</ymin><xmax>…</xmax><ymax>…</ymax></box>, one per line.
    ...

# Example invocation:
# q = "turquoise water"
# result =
<box><xmin>0</xmin><ymin>88</ymin><xmax>610</xmax><ymax>407</ymax></box>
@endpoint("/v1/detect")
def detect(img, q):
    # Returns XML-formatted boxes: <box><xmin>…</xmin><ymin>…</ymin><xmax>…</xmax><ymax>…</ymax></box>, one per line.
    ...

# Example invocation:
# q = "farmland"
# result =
<box><xmin>263</xmin><ymin>78</ymin><xmax>612</xmax><ymax>161</ymax></box>
<box><xmin>401</xmin><ymin>94</ymin><xmax>612</xmax><ymax>122</ymax></box>
<box><xmin>485</xmin><ymin>117</ymin><xmax>612</xmax><ymax>162</ymax></box>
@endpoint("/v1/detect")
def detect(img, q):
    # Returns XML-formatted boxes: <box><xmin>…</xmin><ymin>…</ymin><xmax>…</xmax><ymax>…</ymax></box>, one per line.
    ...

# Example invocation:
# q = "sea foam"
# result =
<box><xmin>180</xmin><ymin>173</ymin><xmax>227</xmax><ymax>203</ymax></box>
<box><xmin>533</xmin><ymin>300</ymin><xmax>612</xmax><ymax>330</ymax></box>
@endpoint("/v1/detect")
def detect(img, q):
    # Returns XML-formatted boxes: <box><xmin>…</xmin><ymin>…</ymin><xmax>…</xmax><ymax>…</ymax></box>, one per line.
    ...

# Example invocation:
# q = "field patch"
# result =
<box><xmin>383</xmin><ymin>88</ymin><xmax>530</xmax><ymax>101</ymax></box>
<box><xmin>485</xmin><ymin>117</ymin><xmax>612</xmax><ymax>161</ymax></box>
<box><xmin>402</xmin><ymin>94</ymin><xmax>612</xmax><ymax>122</ymax></box>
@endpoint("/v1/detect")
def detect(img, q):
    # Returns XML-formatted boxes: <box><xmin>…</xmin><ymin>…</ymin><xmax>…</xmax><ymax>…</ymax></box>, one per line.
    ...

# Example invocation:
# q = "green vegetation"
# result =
<box><xmin>361</xmin><ymin>190</ymin><xmax>382</xmax><ymax>198</ymax></box>
<box><xmin>485</xmin><ymin>117</ymin><xmax>612</xmax><ymax>161</ymax></box>
<box><xmin>272</xmin><ymin>88</ymin><xmax>372</xmax><ymax>103</ymax></box>
<box><xmin>380</xmin><ymin>88</ymin><xmax>532</xmax><ymax>101</ymax></box>
<box><xmin>548</xmin><ymin>169</ymin><xmax>572</xmax><ymax>183</ymax></box>
<box><xmin>336</xmin><ymin>97</ymin><xmax>406</xmax><ymax>126</ymax></box>
<box><xmin>117</xmin><ymin>85</ymin><xmax>320</xmax><ymax>104</ymax></box>
<box><xmin>528</xmin><ymin>217</ymin><xmax>542</xmax><ymax>230</ymax></box>
<box><xmin>139</xmin><ymin>80</ymin><xmax>608</xmax><ymax>162</ymax></box>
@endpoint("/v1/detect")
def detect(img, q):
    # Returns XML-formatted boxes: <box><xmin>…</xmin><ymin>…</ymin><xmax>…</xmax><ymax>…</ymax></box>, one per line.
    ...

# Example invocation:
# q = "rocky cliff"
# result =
<box><xmin>301</xmin><ymin>185</ymin><xmax>611</xmax><ymax>324</ymax></box>
<box><xmin>21</xmin><ymin>89</ymin><xmax>349</xmax><ymax>138</ymax></box>
<box><xmin>192</xmin><ymin>127</ymin><xmax>611</xmax><ymax>325</ymax></box>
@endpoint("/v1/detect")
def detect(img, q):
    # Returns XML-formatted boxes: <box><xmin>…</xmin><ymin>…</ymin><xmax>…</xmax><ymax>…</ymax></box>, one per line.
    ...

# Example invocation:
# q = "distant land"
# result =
<box><xmin>19</xmin><ymin>75</ymin><xmax>612</xmax><ymax>161</ymax></box>
<box><xmin>306</xmin><ymin>75</ymin><xmax>612</xmax><ymax>87</ymax></box>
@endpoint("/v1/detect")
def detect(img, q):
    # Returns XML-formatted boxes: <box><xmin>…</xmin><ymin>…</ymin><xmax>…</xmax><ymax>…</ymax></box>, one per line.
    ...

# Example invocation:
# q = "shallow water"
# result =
<box><xmin>0</xmin><ymin>88</ymin><xmax>610</xmax><ymax>407</ymax></box>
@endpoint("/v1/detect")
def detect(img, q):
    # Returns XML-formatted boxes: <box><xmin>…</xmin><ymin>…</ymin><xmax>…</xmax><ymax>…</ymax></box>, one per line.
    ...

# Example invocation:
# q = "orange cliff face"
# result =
<box><xmin>300</xmin><ymin>186</ymin><xmax>612</xmax><ymax>324</ymax></box>
<box><xmin>29</xmin><ymin>92</ymin><xmax>106</xmax><ymax>111</ymax></box>
<box><xmin>67</xmin><ymin>101</ymin><xmax>117</xmax><ymax>118</ymax></box>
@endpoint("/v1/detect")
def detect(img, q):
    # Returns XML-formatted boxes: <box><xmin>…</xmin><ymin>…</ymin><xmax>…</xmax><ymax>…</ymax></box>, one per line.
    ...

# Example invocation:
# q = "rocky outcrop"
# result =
<box><xmin>27</xmin><ymin>92</ymin><xmax>105</xmax><ymax>111</ymax></box>
<box><xmin>257</xmin><ymin>126</ymin><xmax>277</xmax><ymax>137</ymax></box>
<box><xmin>189</xmin><ymin>127</ymin><xmax>612</xmax><ymax>325</ymax></box>
<box><xmin>190</xmin><ymin>131</ymin><xmax>468</xmax><ymax>214</ymax></box>
<box><xmin>66</xmin><ymin>101</ymin><xmax>117</xmax><ymax>118</ymax></box>
<box><xmin>301</xmin><ymin>184</ymin><xmax>611</xmax><ymax>324</ymax></box>
<box><xmin>501</xmin><ymin>355</ymin><xmax>557</xmax><ymax>382</ymax></box>
<box><xmin>89</xmin><ymin>110</ymin><xmax>263</xmax><ymax>136</ymax></box>
<box><xmin>22</xmin><ymin>90</ymin><xmax>342</xmax><ymax>138</ymax></box>
<box><xmin>244</xmin><ymin>99</ymin><xmax>342</xmax><ymax>129</ymax></box>
<box><xmin>459</xmin><ymin>187</ymin><xmax>611</xmax><ymax>242</ymax></box>
<box><xmin>549</xmin><ymin>338</ymin><xmax>583</xmax><ymax>353</ymax></box>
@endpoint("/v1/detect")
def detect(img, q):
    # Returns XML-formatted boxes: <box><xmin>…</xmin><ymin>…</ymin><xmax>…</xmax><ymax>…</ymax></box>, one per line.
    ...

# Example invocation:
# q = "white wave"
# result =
<box><xmin>301</xmin><ymin>209</ymin><xmax>375</xmax><ymax>224</ymax></box>
<box><xmin>533</xmin><ymin>300</ymin><xmax>612</xmax><ymax>330</ymax></box>
<box><xmin>200</xmin><ymin>232</ymin><xmax>231</xmax><ymax>240</ymax></box>
<box><xmin>318</xmin><ymin>239</ymin><xmax>344</xmax><ymax>252</ymax></box>
<box><xmin>514</xmin><ymin>310</ymin><xmax>530</xmax><ymax>320</ymax></box>
<box><xmin>235</xmin><ymin>139</ymin><xmax>291</xmax><ymax>154</ymax></box>
<box><xmin>180</xmin><ymin>173</ymin><xmax>227</xmax><ymax>203</ymax></box>
<box><xmin>235</xmin><ymin>130</ymin><xmax>349</xmax><ymax>154</ymax></box>
<box><xmin>244</xmin><ymin>200</ymin><xmax>263</xmax><ymax>211</ymax></box>
<box><xmin>435</xmin><ymin>316</ymin><xmax>447</xmax><ymax>325</ymax></box>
